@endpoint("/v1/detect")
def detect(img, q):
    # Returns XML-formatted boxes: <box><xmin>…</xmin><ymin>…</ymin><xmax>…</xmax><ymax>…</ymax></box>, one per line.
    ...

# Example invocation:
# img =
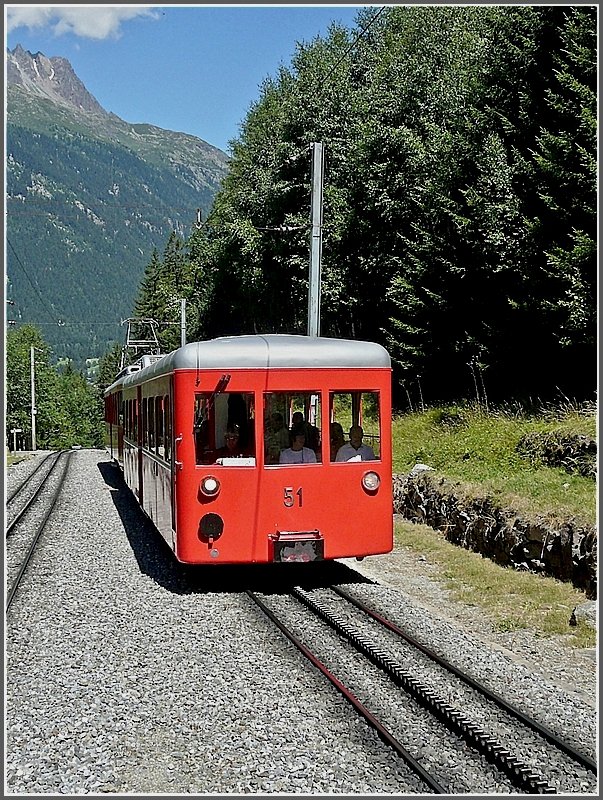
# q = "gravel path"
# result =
<box><xmin>5</xmin><ymin>449</ymin><xmax>598</xmax><ymax>795</ymax></box>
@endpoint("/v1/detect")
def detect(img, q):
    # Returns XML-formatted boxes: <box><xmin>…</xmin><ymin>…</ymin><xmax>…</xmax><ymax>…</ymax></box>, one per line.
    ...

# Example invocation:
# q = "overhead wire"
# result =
<box><xmin>6</xmin><ymin>237</ymin><xmax>64</xmax><ymax>324</ymax></box>
<box><xmin>320</xmin><ymin>5</ymin><xmax>386</xmax><ymax>87</ymax></box>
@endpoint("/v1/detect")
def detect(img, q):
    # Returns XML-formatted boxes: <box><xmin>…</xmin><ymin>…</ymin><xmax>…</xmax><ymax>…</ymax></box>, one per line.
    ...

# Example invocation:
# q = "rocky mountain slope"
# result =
<box><xmin>6</xmin><ymin>45</ymin><xmax>230</xmax><ymax>368</ymax></box>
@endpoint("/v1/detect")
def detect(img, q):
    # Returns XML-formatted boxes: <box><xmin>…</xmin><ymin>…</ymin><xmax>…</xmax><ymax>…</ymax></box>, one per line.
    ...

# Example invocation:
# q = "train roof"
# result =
<box><xmin>105</xmin><ymin>334</ymin><xmax>390</xmax><ymax>394</ymax></box>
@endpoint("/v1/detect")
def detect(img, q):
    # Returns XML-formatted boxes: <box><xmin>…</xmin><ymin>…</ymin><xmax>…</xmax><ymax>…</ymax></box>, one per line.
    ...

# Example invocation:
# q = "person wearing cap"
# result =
<box><xmin>279</xmin><ymin>426</ymin><xmax>317</xmax><ymax>464</ymax></box>
<box><xmin>215</xmin><ymin>425</ymin><xmax>247</xmax><ymax>458</ymax></box>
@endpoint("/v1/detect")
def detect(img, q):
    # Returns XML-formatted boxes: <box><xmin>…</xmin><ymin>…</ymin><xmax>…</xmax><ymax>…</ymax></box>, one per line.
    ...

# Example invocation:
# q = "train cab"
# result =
<box><xmin>105</xmin><ymin>334</ymin><xmax>393</xmax><ymax>565</ymax></box>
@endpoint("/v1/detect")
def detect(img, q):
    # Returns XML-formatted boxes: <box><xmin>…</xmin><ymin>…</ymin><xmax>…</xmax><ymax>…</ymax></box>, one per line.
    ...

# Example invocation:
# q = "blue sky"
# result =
<box><xmin>5</xmin><ymin>4</ymin><xmax>375</xmax><ymax>153</ymax></box>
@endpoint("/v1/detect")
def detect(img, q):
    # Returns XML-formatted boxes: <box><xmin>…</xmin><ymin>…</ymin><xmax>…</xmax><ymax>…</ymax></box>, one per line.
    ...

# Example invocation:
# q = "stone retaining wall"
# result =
<box><xmin>393</xmin><ymin>473</ymin><xmax>597</xmax><ymax>599</ymax></box>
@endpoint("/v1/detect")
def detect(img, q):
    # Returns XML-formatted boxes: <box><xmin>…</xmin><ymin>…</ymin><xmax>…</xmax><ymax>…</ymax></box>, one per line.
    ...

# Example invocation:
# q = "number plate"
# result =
<box><xmin>273</xmin><ymin>538</ymin><xmax>324</xmax><ymax>563</ymax></box>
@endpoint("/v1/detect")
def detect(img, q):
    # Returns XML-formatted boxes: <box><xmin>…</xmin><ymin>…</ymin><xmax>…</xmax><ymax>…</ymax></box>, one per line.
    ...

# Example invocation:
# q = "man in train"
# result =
<box><xmin>215</xmin><ymin>424</ymin><xmax>249</xmax><ymax>459</ymax></box>
<box><xmin>335</xmin><ymin>425</ymin><xmax>376</xmax><ymax>462</ymax></box>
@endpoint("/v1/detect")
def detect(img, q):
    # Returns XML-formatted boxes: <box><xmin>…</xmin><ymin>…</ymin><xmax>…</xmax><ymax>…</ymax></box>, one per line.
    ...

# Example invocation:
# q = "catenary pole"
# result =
<box><xmin>180</xmin><ymin>298</ymin><xmax>186</xmax><ymax>347</ymax></box>
<box><xmin>30</xmin><ymin>346</ymin><xmax>37</xmax><ymax>452</ymax></box>
<box><xmin>307</xmin><ymin>142</ymin><xmax>324</xmax><ymax>338</ymax></box>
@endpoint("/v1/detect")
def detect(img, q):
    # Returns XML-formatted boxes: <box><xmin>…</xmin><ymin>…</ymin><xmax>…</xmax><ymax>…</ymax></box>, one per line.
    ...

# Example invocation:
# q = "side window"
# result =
<box><xmin>156</xmin><ymin>396</ymin><xmax>164</xmax><ymax>458</ymax></box>
<box><xmin>264</xmin><ymin>392</ymin><xmax>322</xmax><ymax>465</ymax></box>
<box><xmin>194</xmin><ymin>391</ymin><xmax>256</xmax><ymax>465</ymax></box>
<box><xmin>164</xmin><ymin>395</ymin><xmax>171</xmax><ymax>462</ymax></box>
<box><xmin>148</xmin><ymin>397</ymin><xmax>155</xmax><ymax>450</ymax></box>
<box><xmin>330</xmin><ymin>392</ymin><xmax>380</xmax><ymax>462</ymax></box>
<box><xmin>142</xmin><ymin>398</ymin><xmax>148</xmax><ymax>448</ymax></box>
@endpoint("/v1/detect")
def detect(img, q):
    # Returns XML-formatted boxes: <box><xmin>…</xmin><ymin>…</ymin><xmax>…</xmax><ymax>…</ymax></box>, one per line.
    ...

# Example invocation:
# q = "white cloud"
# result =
<box><xmin>6</xmin><ymin>6</ymin><xmax>159</xmax><ymax>40</ymax></box>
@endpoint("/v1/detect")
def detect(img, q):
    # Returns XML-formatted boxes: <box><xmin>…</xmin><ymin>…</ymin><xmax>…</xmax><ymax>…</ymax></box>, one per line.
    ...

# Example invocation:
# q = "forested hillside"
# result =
<box><xmin>6</xmin><ymin>47</ymin><xmax>229</xmax><ymax>369</ymax></box>
<box><xmin>131</xmin><ymin>5</ymin><xmax>596</xmax><ymax>407</ymax></box>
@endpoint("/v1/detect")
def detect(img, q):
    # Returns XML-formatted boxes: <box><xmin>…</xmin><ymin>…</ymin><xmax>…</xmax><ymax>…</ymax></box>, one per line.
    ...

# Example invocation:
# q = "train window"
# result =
<box><xmin>141</xmin><ymin>398</ymin><xmax>148</xmax><ymax>448</ymax></box>
<box><xmin>263</xmin><ymin>392</ymin><xmax>322</xmax><ymax>464</ymax></box>
<box><xmin>164</xmin><ymin>395</ymin><xmax>171</xmax><ymax>462</ymax></box>
<box><xmin>329</xmin><ymin>392</ymin><xmax>381</xmax><ymax>461</ymax></box>
<box><xmin>148</xmin><ymin>397</ymin><xmax>155</xmax><ymax>450</ymax></box>
<box><xmin>156</xmin><ymin>396</ymin><xmax>164</xmax><ymax>458</ymax></box>
<box><xmin>194</xmin><ymin>391</ymin><xmax>256</xmax><ymax>465</ymax></box>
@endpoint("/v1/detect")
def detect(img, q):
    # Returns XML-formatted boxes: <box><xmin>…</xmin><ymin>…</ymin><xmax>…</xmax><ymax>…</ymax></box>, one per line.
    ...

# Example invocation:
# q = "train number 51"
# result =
<box><xmin>283</xmin><ymin>487</ymin><xmax>303</xmax><ymax>507</ymax></box>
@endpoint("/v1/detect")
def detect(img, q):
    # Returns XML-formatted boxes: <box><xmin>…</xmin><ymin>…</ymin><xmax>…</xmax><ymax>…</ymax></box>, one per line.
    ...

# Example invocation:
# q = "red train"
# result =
<box><xmin>104</xmin><ymin>334</ymin><xmax>393</xmax><ymax>564</ymax></box>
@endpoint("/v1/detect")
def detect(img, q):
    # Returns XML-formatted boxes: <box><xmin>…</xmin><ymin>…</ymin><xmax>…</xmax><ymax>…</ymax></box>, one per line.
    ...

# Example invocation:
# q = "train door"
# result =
<box><xmin>170</xmin><ymin>378</ymin><xmax>178</xmax><ymax>543</ymax></box>
<box><xmin>154</xmin><ymin>393</ymin><xmax>172</xmax><ymax>538</ymax></box>
<box><xmin>117</xmin><ymin>391</ymin><xmax>124</xmax><ymax>462</ymax></box>
<box><xmin>137</xmin><ymin>386</ymin><xmax>144</xmax><ymax>506</ymax></box>
<box><xmin>190</xmin><ymin>387</ymin><xmax>260</xmax><ymax>561</ymax></box>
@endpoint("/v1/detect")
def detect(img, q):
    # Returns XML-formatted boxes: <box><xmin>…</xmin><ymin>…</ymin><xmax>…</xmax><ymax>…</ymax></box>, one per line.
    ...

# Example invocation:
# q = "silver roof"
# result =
<box><xmin>105</xmin><ymin>334</ymin><xmax>390</xmax><ymax>394</ymax></box>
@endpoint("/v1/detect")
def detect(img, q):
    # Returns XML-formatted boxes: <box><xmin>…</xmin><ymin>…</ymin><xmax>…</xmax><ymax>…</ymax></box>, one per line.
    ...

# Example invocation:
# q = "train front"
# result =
<box><xmin>171</xmin><ymin>335</ymin><xmax>393</xmax><ymax>565</ymax></box>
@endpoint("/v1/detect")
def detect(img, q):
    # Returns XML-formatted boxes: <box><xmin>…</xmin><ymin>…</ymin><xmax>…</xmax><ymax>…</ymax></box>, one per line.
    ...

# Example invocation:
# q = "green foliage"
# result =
<box><xmin>56</xmin><ymin>362</ymin><xmax>105</xmax><ymax>447</ymax></box>
<box><xmin>132</xmin><ymin>230</ymin><xmax>215</xmax><ymax>352</ymax></box>
<box><xmin>167</xmin><ymin>4</ymin><xmax>595</xmax><ymax>406</ymax></box>
<box><xmin>392</xmin><ymin>403</ymin><xmax>596</xmax><ymax>525</ymax></box>
<box><xmin>6</xmin><ymin>87</ymin><xmax>228</xmax><ymax>370</ymax></box>
<box><xmin>6</xmin><ymin>325</ymin><xmax>104</xmax><ymax>449</ymax></box>
<box><xmin>516</xmin><ymin>430</ymin><xmax>596</xmax><ymax>479</ymax></box>
<box><xmin>395</xmin><ymin>520</ymin><xmax>595</xmax><ymax>646</ymax></box>
<box><xmin>30</xmin><ymin>5</ymin><xmax>593</xmax><ymax>408</ymax></box>
<box><xmin>97</xmin><ymin>342</ymin><xmax>123</xmax><ymax>393</ymax></box>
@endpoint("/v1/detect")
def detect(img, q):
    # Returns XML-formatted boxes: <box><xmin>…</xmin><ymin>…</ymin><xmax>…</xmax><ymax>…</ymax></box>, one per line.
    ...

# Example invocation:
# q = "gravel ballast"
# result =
<box><xmin>5</xmin><ymin>449</ymin><xmax>598</xmax><ymax>794</ymax></box>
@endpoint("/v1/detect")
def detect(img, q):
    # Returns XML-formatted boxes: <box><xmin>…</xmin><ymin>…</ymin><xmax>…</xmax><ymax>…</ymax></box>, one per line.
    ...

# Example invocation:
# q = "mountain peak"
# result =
<box><xmin>7</xmin><ymin>44</ymin><xmax>107</xmax><ymax>115</ymax></box>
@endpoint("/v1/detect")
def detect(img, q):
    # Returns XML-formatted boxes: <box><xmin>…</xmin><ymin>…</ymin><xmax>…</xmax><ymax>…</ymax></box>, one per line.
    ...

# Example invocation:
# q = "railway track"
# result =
<box><xmin>6</xmin><ymin>450</ymin><xmax>72</xmax><ymax>612</ymax></box>
<box><xmin>6</xmin><ymin>451</ymin><xmax>63</xmax><ymax>532</ymax></box>
<box><xmin>5</xmin><ymin>450</ymin><xmax>596</xmax><ymax>795</ymax></box>
<box><xmin>248</xmin><ymin>584</ymin><xmax>597</xmax><ymax>795</ymax></box>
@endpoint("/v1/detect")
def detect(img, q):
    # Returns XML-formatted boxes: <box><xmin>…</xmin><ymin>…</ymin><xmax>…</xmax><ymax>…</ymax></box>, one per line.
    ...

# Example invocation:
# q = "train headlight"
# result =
<box><xmin>361</xmin><ymin>471</ymin><xmax>380</xmax><ymax>493</ymax></box>
<box><xmin>200</xmin><ymin>475</ymin><xmax>221</xmax><ymax>497</ymax></box>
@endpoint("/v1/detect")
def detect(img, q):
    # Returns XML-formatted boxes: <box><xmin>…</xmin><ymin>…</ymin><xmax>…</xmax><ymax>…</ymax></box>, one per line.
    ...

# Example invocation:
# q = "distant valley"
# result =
<box><xmin>6</xmin><ymin>44</ymin><xmax>230</xmax><ymax>371</ymax></box>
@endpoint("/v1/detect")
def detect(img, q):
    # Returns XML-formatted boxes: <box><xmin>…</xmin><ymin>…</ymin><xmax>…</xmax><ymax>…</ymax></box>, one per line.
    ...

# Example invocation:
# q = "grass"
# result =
<box><xmin>6</xmin><ymin>453</ymin><xmax>32</xmax><ymax>467</ymax></box>
<box><xmin>395</xmin><ymin>519</ymin><xmax>596</xmax><ymax>648</ymax></box>
<box><xmin>392</xmin><ymin>402</ymin><xmax>596</xmax><ymax>526</ymax></box>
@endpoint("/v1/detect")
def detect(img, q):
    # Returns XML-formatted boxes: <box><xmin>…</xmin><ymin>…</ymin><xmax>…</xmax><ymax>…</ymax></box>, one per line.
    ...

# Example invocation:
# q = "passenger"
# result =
<box><xmin>329</xmin><ymin>422</ymin><xmax>346</xmax><ymax>461</ymax></box>
<box><xmin>215</xmin><ymin>425</ymin><xmax>247</xmax><ymax>459</ymax></box>
<box><xmin>290</xmin><ymin>411</ymin><xmax>320</xmax><ymax>452</ymax></box>
<box><xmin>227</xmin><ymin>393</ymin><xmax>252</xmax><ymax>450</ymax></box>
<box><xmin>279</xmin><ymin>427</ymin><xmax>317</xmax><ymax>464</ymax></box>
<box><xmin>335</xmin><ymin>425</ymin><xmax>376</xmax><ymax>462</ymax></box>
<box><xmin>265</xmin><ymin>411</ymin><xmax>290</xmax><ymax>464</ymax></box>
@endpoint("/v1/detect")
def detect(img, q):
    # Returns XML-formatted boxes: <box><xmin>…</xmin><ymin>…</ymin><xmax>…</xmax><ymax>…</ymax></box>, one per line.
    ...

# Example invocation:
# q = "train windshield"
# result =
<box><xmin>329</xmin><ymin>391</ymin><xmax>381</xmax><ymax>462</ymax></box>
<box><xmin>194</xmin><ymin>392</ymin><xmax>255</xmax><ymax>465</ymax></box>
<box><xmin>264</xmin><ymin>392</ymin><xmax>322</xmax><ymax>465</ymax></box>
